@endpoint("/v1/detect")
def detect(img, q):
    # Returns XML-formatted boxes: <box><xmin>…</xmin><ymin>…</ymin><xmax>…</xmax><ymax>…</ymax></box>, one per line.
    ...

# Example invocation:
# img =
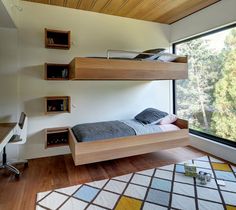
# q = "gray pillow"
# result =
<box><xmin>135</xmin><ymin>108</ymin><xmax>168</xmax><ymax>124</ymax></box>
<box><xmin>134</xmin><ymin>48</ymin><xmax>165</xmax><ymax>60</ymax></box>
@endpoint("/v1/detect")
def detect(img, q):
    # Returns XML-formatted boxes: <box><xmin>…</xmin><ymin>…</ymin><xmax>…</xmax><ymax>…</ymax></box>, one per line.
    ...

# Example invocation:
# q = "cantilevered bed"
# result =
<box><xmin>69</xmin><ymin>50</ymin><xmax>188</xmax><ymax>80</ymax></box>
<box><xmin>68</xmin><ymin>118</ymin><xmax>189</xmax><ymax>165</ymax></box>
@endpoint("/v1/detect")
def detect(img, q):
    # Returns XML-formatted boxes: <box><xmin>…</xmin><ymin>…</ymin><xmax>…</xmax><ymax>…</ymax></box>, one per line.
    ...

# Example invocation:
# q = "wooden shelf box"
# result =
<box><xmin>45</xmin><ymin>127</ymin><xmax>69</xmax><ymax>148</ymax></box>
<box><xmin>45</xmin><ymin>63</ymin><xmax>69</xmax><ymax>80</ymax></box>
<box><xmin>45</xmin><ymin>28</ymin><xmax>70</xmax><ymax>49</ymax></box>
<box><xmin>45</xmin><ymin>96</ymin><xmax>71</xmax><ymax>114</ymax></box>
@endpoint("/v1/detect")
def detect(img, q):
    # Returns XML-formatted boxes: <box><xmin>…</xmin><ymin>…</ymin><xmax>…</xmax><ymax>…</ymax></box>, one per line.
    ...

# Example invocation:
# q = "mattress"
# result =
<box><xmin>71</xmin><ymin>119</ymin><xmax>180</xmax><ymax>143</ymax></box>
<box><xmin>88</xmin><ymin>57</ymin><xmax>136</xmax><ymax>60</ymax></box>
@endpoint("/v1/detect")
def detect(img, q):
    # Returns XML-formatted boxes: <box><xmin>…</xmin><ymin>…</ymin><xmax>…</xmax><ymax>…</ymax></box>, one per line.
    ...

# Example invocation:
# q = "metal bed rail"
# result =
<box><xmin>106</xmin><ymin>49</ymin><xmax>162</xmax><ymax>59</ymax></box>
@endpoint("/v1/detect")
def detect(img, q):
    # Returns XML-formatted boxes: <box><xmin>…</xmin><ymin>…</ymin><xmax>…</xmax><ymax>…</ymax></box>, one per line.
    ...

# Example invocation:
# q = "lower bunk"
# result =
<box><xmin>68</xmin><ymin>118</ymin><xmax>189</xmax><ymax>166</ymax></box>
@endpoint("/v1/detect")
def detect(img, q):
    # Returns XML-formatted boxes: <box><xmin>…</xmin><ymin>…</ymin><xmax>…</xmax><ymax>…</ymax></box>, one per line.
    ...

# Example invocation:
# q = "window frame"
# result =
<box><xmin>172</xmin><ymin>23</ymin><xmax>236</xmax><ymax>148</ymax></box>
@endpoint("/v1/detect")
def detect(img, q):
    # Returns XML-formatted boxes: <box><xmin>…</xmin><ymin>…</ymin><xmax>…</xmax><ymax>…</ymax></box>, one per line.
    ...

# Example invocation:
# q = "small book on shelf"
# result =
<box><xmin>47</xmin><ymin>38</ymin><xmax>54</xmax><ymax>44</ymax></box>
<box><xmin>63</xmin><ymin>99</ymin><xmax>67</xmax><ymax>111</ymax></box>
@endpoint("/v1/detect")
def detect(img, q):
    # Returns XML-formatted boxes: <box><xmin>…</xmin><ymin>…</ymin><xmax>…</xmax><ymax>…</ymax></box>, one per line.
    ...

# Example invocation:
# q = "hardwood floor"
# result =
<box><xmin>0</xmin><ymin>146</ymin><xmax>205</xmax><ymax>210</ymax></box>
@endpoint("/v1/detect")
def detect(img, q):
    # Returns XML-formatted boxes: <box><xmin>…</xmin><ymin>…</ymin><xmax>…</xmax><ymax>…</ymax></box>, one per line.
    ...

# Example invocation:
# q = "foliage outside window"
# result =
<box><xmin>174</xmin><ymin>26</ymin><xmax>236</xmax><ymax>145</ymax></box>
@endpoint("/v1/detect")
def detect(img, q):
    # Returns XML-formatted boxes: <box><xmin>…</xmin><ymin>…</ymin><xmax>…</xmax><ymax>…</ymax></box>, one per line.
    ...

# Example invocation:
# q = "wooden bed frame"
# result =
<box><xmin>68</xmin><ymin>119</ymin><xmax>189</xmax><ymax>165</ymax></box>
<box><xmin>69</xmin><ymin>56</ymin><xmax>188</xmax><ymax>80</ymax></box>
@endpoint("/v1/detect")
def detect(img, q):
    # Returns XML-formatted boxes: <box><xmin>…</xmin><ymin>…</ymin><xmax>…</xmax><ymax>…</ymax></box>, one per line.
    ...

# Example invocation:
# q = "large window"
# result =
<box><xmin>173</xmin><ymin>24</ymin><xmax>236</xmax><ymax>147</ymax></box>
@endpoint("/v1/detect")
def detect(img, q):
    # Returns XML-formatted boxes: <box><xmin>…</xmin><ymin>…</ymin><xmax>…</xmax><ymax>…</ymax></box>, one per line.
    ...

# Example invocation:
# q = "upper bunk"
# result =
<box><xmin>69</xmin><ymin>49</ymin><xmax>188</xmax><ymax>80</ymax></box>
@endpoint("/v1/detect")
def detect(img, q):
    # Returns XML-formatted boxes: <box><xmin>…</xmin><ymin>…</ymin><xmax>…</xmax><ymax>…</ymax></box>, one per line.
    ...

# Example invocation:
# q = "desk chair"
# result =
<box><xmin>0</xmin><ymin>112</ymin><xmax>28</xmax><ymax>178</ymax></box>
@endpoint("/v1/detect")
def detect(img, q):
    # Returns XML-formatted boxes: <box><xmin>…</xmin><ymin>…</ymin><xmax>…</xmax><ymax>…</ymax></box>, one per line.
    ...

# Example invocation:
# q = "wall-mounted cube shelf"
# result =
<box><xmin>45</xmin><ymin>63</ymin><xmax>69</xmax><ymax>80</ymax></box>
<box><xmin>45</xmin><ymin>28</ymin><xmax>70</xmax><ymax>50</ymax></box>
<box><xmin>45</xmin><ymin>96</ymin><xmax>71</xmax><ymax>114</ymax></box>
<box><xmin>45</xmin><ymin>127</ymin><xmax>69</xmax><ymax>148</ymax></box>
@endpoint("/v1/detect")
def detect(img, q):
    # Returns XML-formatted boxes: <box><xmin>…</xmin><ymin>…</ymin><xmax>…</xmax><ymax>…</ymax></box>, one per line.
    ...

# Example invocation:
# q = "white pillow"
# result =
<box><xmin>150</xmin><ymin>118</ymin><xmax>163</xmax><ymax>125</ymax></box>
<box><xmin>159</xmin><ymin>114</ymin><xmax>177</xmax><ymax>125</ymax></box>
<box><xmin>157</xmin><ymin>53</ymin><xmax>178</xmax><ymax>62</ymax></box>
<box><xmin>159</xmin><ymin>124</ymin><xmax>180</xmax><ymax>132</ymax></box>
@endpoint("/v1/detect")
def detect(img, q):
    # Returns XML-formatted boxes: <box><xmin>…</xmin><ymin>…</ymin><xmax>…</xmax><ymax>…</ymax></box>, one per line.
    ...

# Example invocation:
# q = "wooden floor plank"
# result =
<box><xmin>0</xmin><ymin>146</ymin><xmax>206</xmax><ymax>210</ymax></box>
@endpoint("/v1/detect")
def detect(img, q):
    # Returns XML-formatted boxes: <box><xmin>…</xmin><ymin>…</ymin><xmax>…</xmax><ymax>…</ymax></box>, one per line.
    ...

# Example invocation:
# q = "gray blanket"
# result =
<box><xmin>72</xmin><ymin>120</ymin><xmax>135</xmax><ymax>142</ymax></box>
<box><xmin>72</xmin><ymin>119</ymin><xmax>162</xmax><ymax>142</ymax></box>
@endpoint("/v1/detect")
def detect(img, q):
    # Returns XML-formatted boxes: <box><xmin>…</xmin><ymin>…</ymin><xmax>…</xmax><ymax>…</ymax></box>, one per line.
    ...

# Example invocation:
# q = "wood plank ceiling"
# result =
<box><xmin>23</xmin><ymin>0</ymin><xmax>220</xmax><ymax>24</ymax></box>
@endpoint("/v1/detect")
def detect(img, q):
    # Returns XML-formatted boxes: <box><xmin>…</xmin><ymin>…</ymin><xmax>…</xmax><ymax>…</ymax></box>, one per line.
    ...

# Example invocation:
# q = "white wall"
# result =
<box><xmin>171</xmin><ymin>0</ymin><xmax>236</xmax><ymax>164</ymax></box>
<box><xmin>0</xmin><ymin>27</ymin><xmax>18</xmax><ymax>122</ymax></box>
<box><xmin>11</xmin><ymin>2</ymin><xmax>171</xmax><ymax>159</ymax></box>
<box><xmin>171</xmin><ymin>0</ymin><xmax>236</xmax><ymax>42</ymax></box>
<box><xmin>0</xmin><ymin>27</ymin><xmax>19</xmax><ymax>159</ymax></box>
<box><xmin>190</xmin><ymin>135</ymin><xmax>236</xmax><ymax>164</ymax></box>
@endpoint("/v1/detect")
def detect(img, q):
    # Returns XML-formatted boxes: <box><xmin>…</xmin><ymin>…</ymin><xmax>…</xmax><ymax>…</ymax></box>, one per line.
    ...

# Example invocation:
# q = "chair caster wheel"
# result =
<box><xmin>15</xmin><ymin>173</ymin><xmax>20</xmax><ymax>179</ymax></box>
<box><xmin>24</xmin><ymin>162</ymin><xmax>28</xmax><ymax>168</ymax></box>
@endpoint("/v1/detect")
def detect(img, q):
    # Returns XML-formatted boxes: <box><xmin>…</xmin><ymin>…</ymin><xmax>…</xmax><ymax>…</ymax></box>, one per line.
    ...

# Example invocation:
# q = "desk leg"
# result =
<box><xmin>2</xmin><ymin>147</ymin><xmax>6</xmax><ymax>165</ymax></box>
<box><xmin>0</xmin><ymin>146</ymin><xmax>20</xmax><ymax>178</ymax></box>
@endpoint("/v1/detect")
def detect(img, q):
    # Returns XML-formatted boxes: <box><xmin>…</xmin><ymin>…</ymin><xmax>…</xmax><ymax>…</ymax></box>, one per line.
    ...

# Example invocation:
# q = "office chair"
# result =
<box><xmin>0</xmin><ymin>112</ymin><xmax>28</xmax><ymax>178</ymax></box>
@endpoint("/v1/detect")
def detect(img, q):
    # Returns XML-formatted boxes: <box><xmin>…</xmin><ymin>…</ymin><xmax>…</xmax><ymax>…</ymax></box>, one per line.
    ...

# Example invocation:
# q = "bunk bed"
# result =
<box><xmin>69</xmin><ymin>50</ymin><xmax>188</xmax><ymax>80</ymax></box>
<box><xmin>67</xmin><ymin>50</ymin><xmax>189</xmax><ymax>165</ymax></box>
<box><xmin>68</xmin><ymin>118</ymin><xmax>189</xmax><ymax>165</ymax></box>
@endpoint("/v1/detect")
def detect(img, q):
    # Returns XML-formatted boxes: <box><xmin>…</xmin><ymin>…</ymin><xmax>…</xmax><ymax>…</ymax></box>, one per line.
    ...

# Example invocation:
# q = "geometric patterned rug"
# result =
<box><xmin>36</xmin><ymin>156</ymin><xmax>236</xmax><ymax>210</ymax></box>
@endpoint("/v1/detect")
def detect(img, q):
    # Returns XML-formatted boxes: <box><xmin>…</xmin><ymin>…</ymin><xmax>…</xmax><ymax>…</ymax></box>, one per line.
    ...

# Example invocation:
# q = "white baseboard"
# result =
<box><xmin>190</xmin><ymin>134</ymin><xmax>236</xmax><ymax>164</ymax></box>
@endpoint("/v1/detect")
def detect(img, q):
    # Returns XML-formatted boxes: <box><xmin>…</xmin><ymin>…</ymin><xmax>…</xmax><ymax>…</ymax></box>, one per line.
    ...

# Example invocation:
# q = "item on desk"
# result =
<box><xmin>184</xmin><ymin>163</ymin><xmax>197</xmax><ymax>177</ymax></box>
<box><xmin>217</xmin><ymin>179</ymin><xmax>226</xmax><ymax>186</ymax></box>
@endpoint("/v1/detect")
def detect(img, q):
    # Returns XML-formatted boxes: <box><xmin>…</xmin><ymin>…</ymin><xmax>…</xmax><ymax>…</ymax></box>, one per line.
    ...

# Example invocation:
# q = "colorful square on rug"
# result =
<box><xmin>36</xmin><ymin>156</ymin><xmax>236</xmax><ymax>210</ymax></box>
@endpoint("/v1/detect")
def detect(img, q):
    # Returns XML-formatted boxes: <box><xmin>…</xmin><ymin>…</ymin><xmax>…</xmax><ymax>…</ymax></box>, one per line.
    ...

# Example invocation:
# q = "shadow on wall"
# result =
<box><xmin>21</xmin><ymin>129</ymin><xmax>71</xmax><ymax>159</ymax></box>
<box><xmin>21</xmin><ymin>65</ymin><xmax>44</xmax><ymax>79</ymax></box>
<box><xmin>20</xmin><ymin>130</ymin><xmax>45</xmax><ymax>159</ymax></box>
<box><xmin>20</xmin><ymin>28</ymin><xmax>45</xmax><ymax>49</ymax></box>
<box><xmin>0</xmin><ymin>115</ymin><xmax>12</xmax><ymax>123</ymax></box>
<box><xmin>25</xmin><ymin>130</ymin><xmax>44</xmax><ymax>145</ymax></box>
<box><xmin>24</xmin><ymin>97</ymin><xmax>45</xmax><ymax>117</ymax></box>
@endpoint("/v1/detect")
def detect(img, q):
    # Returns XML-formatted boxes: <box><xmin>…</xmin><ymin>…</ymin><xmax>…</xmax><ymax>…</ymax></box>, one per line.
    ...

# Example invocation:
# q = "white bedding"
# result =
<box><xmin>159</xmin><ymin>124</ymin><xmax>180</xmax><ymax>132</ymax></box>
<box><xmin>121</xmin><ymin>119</ymin><xmax>180</xmax><ymax>135</ymax></box>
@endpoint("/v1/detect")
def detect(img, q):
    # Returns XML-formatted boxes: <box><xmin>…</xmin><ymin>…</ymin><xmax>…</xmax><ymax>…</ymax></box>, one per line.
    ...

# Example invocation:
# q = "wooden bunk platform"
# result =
<box><xmin>68</xmin><ymin>119</ymin><xmax>189</xmax><ymax>165</ymax></box>
<box><xmin>69</xmin><ymin>57</ymin><xmax>188</xmax><ymax>80</ymax></box>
